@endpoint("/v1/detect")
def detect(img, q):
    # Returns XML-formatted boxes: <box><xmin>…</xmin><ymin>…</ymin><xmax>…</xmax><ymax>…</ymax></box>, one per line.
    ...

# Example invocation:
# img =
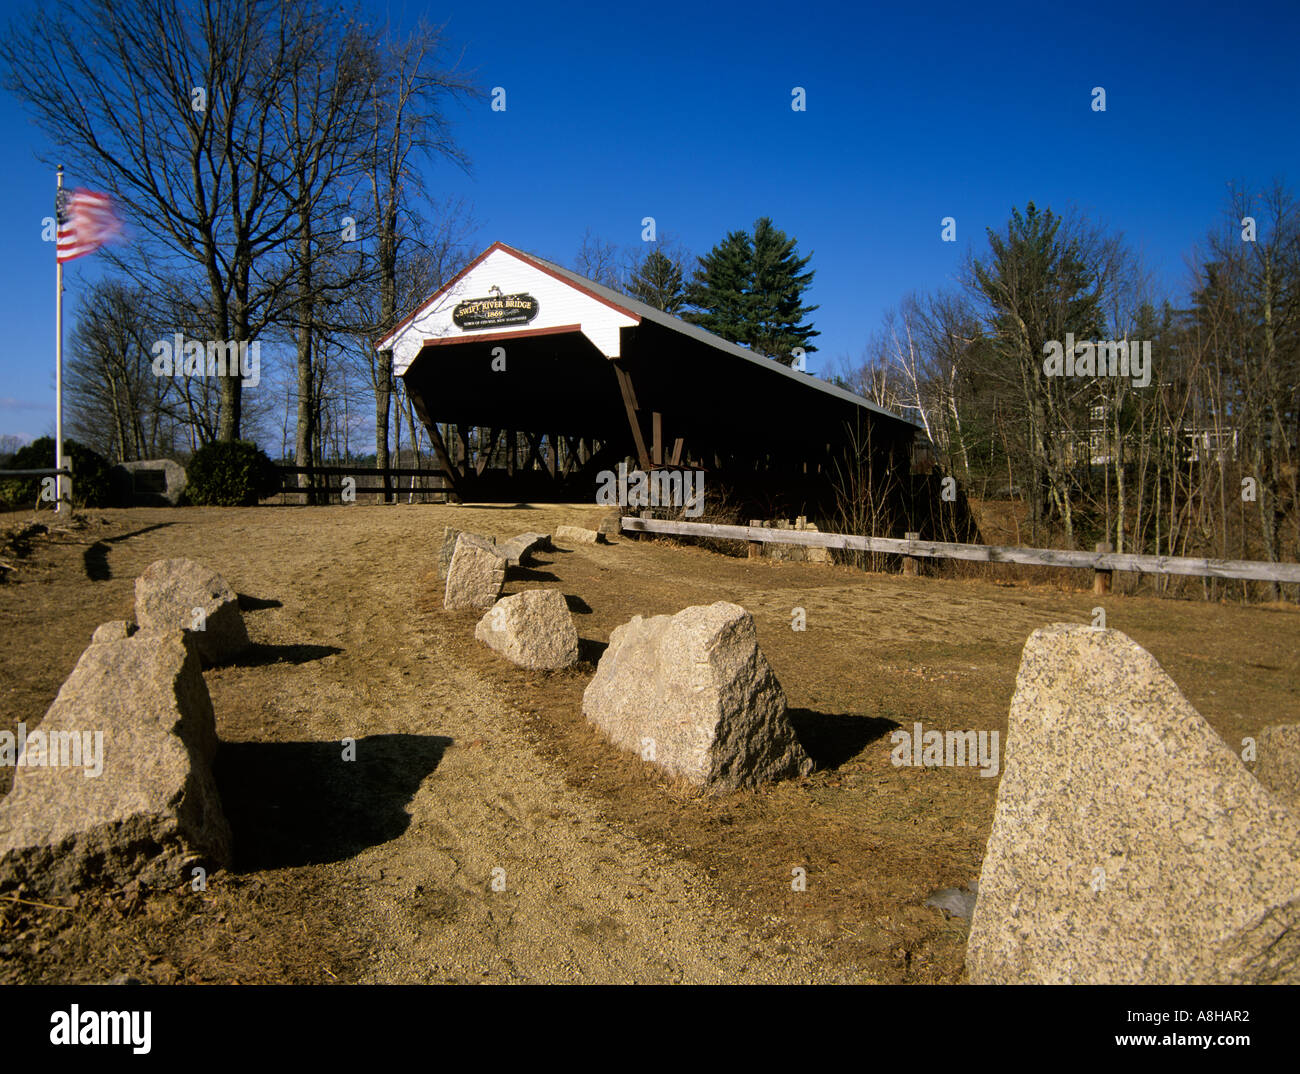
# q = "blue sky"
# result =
<box><xmin>3</xmin><ymin>0</ymin><xmax>1298</xmax><ymax>443</ymax></box>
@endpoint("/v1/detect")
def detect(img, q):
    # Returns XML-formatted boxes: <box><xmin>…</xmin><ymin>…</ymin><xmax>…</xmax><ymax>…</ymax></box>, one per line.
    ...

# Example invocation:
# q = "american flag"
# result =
<box><xmin>55</xmin><ymin>187</ymin><xmax>122</xmax><ymax>263</ymax></box>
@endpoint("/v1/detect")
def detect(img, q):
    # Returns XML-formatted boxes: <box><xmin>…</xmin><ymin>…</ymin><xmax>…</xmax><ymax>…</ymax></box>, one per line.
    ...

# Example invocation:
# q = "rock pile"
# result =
<box><xmin>749</xmin><ymin>517</ymin><xmax>831</xmax><ymax>563</ymax></box>
<box><xmin>597</xmin><ymin>511</ymin><xmax>622</xmax><ymax>541</ymax></box>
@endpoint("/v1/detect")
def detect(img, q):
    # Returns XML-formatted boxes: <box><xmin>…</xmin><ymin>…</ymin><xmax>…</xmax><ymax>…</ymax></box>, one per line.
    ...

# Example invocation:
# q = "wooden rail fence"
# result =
<box><xmin>620</xmin><ymin>516</ymin><xmax>1300</xmax><ymax>589</ymax></box>
<box><xmin>276</xmin><ymin>465</ymin><xmax>450</xmax><ymax>503</ymax></box>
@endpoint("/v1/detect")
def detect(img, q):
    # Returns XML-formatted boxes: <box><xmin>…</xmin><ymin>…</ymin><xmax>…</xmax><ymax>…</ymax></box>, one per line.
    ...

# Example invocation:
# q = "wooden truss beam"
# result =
<box><xmin>424</xmin><ymin>422</ymin><xmax>461</xmax><ymax>498</ymax></box>
<box><xmin>611</xmin><ymin>360</ymin><xmax>652</xmax><ymax>469</ymax></box>
<box><xmin>476</xmin><ymin>427</ymin><xmax>501</xmax><ymax>476</ymax></box>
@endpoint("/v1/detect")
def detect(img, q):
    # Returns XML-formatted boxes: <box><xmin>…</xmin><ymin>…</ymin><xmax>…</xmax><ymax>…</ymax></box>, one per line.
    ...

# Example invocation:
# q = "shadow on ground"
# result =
<box><xmin>508</xmin><ymin>566</ymin><xmax>559</xmax><ymax>583</ymax></box>
<box><xmin>228</xmin><ymin>642</ymin><xmax>342</xmax><ymax>667</ymax></box>
<box><xmin>215</xmin><ymin>733</ymin><xmax>453</xmax><ymax>870</ymax></box>
<box><xmin>787</xmin><ymin>709</ymin><xmax>898</xmax><ymax>770</ymax></box>
<box><xmin>82</xmin><ymin>523</ymin><xmax>175</xmax><ymax>581</ymax></box>
<box><xmin>237</xmin><ymin>592</ymin><xmax>283</xmax><ymax>611</ymax></box>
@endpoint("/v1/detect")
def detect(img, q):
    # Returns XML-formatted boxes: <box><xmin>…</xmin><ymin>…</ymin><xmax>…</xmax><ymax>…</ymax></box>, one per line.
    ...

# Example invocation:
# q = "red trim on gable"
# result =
<box><xmin>417</xmin><ymin>324</ymin><xmax>584</xmax><ymax>348</ymax></box>
<box><xmin>375</xmin><ymin>242</ymin><xmax>507</xmax><ymax>351</ymax></box>
<box><xmin>375</xmin><ymin>241</ymin><xmax>639</xmax><ymax>351</ymax></box>
<box><xmin>502</xmin><ymin>246</ymin><xmax>641</xmax><ymax>321</ymax></box>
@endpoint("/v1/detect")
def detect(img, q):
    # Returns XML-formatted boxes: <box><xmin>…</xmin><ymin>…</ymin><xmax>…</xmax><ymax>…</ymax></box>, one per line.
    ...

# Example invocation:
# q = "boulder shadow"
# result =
<box><xmin>229</xmin><ymin>642</ymin><xmax>342</xmax><ymax>667</ymax></box>
<box><xmin>507</xmin><ymin>566</ymin><xmax>559</xmax><ymax>583</ymax></box>
<box><xmin>563</xmin><ymin>594</ymin><xmax>593</xmax><ymax>615</ymax></box>
<box><xmin>237</xmin><ymin>593</ymin><xmax>283</xmax><ymax>611</ymax></box>
<box><xmin>81</xmin><ymin>523</ymin><xmax>176</xmax><ymax>582</ymax></box>
<box><xmin>578</xmin><ymin>637</ymin><xmax>608</xmax><ymax>664</ymax></box>
<box><xmin>787</xmin><ymin>709</ymin><xmax>898</xmax><ymax>771</ymax></box>
<box><xmin>216</xmin><ymin>733</ymin><xmax>452</xmax><ymax>870</ymax></box>
<box><xmin>83</xmin><ymin>541</ymin><xmax>110</xmax><ymax>581</ymax></box>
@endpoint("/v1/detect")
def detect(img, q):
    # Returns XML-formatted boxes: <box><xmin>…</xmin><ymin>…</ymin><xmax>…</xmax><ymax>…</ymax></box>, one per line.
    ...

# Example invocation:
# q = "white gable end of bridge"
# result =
<box><xmin>387</xmin><ymin>247</ymin><xmax>639</xmax><ymax>377</ymax></box>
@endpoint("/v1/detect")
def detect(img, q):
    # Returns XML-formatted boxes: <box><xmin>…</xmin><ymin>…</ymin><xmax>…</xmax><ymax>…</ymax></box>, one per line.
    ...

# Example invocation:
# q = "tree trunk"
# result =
<box><xmin>294</xmin><ymin>215</ymin><xmax>316</xmax><ymax>503</ymax></box>
<box><xmin>376</xmin><ymin>351</ymin><xmax>392</xmax><ymax>502</ymax></box>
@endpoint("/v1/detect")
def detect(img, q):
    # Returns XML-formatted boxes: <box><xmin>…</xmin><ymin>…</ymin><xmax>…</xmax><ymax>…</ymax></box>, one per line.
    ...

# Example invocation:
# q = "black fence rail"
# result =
<box><xmin>0</xmin><ymin>467</ymin><xmax>76</xmax><ymax>510</ymax></box>
<box><xmin>0</xmin><ymin>468</ymin><xmax>74</xmax><ymax>478</ymax></box>
<box><xmin>276</xmin><ymin>464</ymin><xmax>451</xmax><ymax>504</ymax></box>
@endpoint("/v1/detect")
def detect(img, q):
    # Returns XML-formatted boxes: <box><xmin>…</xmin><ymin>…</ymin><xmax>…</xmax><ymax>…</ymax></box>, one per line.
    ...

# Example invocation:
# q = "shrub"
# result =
<box><xmin>184</xmin><ymin>440</ymin><xmax>279</xmax><ymax>506</ymax></box>
<box><xmin>1</xmin><ymin>437</ymin><xmax>114</xmax><ymax>508</ymax></box>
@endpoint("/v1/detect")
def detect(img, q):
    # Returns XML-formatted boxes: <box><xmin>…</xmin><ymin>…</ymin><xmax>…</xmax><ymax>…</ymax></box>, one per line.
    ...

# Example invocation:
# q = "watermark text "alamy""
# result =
<box><xmin>151</xmin><ymin>333</ymin><xmax>260</xmax><ymax>387</ymax></box>
<box><xmin>890</xmin><ymin>722</ymin><xmax>999</xmax><ymax>777</ymax></box>
<box><xmin>1043</xmin><ymin>334</ymin><xmax>1150</xmax><ymax>388</ymax></box>
<box><xmin>0</xmin><ymin>722</ymin><xmax>103</xmax><ymax>777</ymax></box>
<box><xmin>595</xmin><ymin>463</ymin><xmax>704</xmax><ymax>517</ymax></box>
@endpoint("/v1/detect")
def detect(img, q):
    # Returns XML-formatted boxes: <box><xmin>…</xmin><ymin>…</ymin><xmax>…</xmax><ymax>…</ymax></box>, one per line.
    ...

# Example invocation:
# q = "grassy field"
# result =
<box><xmin>1</xmin><ymin>504</ymin><xmax>1297</xmax><ymax>983</ymax></box>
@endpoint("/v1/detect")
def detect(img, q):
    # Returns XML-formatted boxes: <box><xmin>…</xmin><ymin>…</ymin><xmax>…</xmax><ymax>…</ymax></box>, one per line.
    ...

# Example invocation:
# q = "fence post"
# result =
<box><xmin>1093</xmin><ymin>542</ymin><xmax>1114</xmax><ymax>595</ymax></box>
<box><xmin>902</xmin><ymin>531</ymin><xmax>920</xmax><ymax>576</ymax></box>
<box><xmin>748</xmin><ymin>519</ymin><xmax>762</xmax><ymax>559</ymax></box>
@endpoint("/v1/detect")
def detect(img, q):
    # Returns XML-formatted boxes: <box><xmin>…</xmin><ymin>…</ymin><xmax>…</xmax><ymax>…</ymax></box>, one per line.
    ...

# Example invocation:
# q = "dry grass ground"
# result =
<box><xmin>1</xmin><ymin>504</ymin><xmax>1297</xmax><ymax>984</ymax></box>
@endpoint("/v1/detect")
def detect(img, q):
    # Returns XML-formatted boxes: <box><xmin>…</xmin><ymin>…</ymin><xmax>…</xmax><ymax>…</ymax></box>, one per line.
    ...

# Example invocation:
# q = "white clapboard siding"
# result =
<box><xmin>382</xmin><ymin>244</ymin><xmax>639</xmax><ymax>376</ymax></box>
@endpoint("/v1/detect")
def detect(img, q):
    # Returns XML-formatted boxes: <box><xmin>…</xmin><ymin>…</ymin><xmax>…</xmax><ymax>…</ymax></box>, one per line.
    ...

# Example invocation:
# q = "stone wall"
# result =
<box><xmin>749</xmin><ymin>517</ymin><xmax>832</xmax><ymax>564</ymax></box>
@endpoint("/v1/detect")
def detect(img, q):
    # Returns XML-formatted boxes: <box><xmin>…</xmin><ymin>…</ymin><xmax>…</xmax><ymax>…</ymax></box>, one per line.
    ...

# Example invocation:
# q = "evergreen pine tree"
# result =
<box><xmin>627</xmin><ymin>247</ymin><xmax>687</xmax><ymax>313</ymax></box>
<box><xmin>749</xmin><ymin>217</ymin><xmax>819</xmax><ymax>364</ymax></box>
<box><xmin>683</xmin><ymin>229</ymin><xmax>755</xmax><ymax>342</ymax></box>
<box><xmin>683</xmin><ymin>219</ymin><xmax>818</xmax><ymax>366</ymax></box>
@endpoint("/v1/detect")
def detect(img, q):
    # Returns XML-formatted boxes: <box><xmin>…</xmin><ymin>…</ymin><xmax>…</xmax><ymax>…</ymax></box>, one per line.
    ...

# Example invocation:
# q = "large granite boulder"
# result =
<box><xmin>439</xmin><ymin>527</ymin><xmax>472</xmax><ymax>580</ymax></box>
<box><xmin>967</xmin><ymin>623</ymin><xmax>1300</xmax><ymax>984</ymax></box>
<box><xmin>444</xmin><ymin>533</ymin><xmax>506</xmax><ymax>610</ymax></box>
<box><xmin>135</xmin><ymin>559</ymin><xmax>248</xmax><ymax>666</ymax></box>
<box><xmin>90</xmin><ymin>620</ymin><xmax>134</xmax><ymax>645</ymax></box>
<box><xmin>582</xmin><ymin>601</ymin><xmax>812</xmax><ymax>793</ymax></box>
<box><xmin>0</xmin><ymin>631</ymin><xmax>232</xmax><ymax>895</ymax></box>
<box><xmin>497</xmin><ymin>532</ymin><xmax>551</xmax><ymax>567</ymax></box>
<box><xmin>109</xmin><ymin>459</ymin><xmax>187</xmax><ymax>507</ymax></box>
<box><xmin>1256</xmin><ymin>724</ymin><xmax>1300</xmax><ymax>815</ymax></box>
<box><xmin>438</xmin><ymin>526</ymin><xmax>461</xmax><ymax>580</ymax></box>
<box><xmin>474</xmin><ymin>589</ymin><xmax>579</xmax><ymax>670</ymax></box>
<box><xmin>555</xmin><ymin>524</ymin><xmax>601</xmax><ymax>546</ymax></box>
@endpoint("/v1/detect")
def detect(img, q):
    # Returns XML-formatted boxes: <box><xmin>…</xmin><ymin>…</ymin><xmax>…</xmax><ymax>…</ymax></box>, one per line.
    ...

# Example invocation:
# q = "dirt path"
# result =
<box><xmin>4</xmin><ymin>504</ymin><xmax>1297</xmax><ymax>984</ymax></box>
<box><xmin>79</xmin><ymin>505</ymin><xmax>838</xmax><ymax>982</ymax></box>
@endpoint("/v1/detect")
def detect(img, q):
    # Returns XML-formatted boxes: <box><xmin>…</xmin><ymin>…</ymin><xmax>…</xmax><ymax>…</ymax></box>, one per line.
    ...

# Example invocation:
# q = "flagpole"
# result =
<box><xmin>55</xmin><ymin>164</ymin><xmax>65</xmax><ymax>514</ymax></box>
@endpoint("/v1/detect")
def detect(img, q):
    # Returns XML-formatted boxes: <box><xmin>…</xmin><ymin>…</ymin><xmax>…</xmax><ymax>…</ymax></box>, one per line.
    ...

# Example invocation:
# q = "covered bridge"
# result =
<box><xmin>378</xmin><ymin>241</ymin><xmax>928</xmax><ymax>525</ymax></box>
